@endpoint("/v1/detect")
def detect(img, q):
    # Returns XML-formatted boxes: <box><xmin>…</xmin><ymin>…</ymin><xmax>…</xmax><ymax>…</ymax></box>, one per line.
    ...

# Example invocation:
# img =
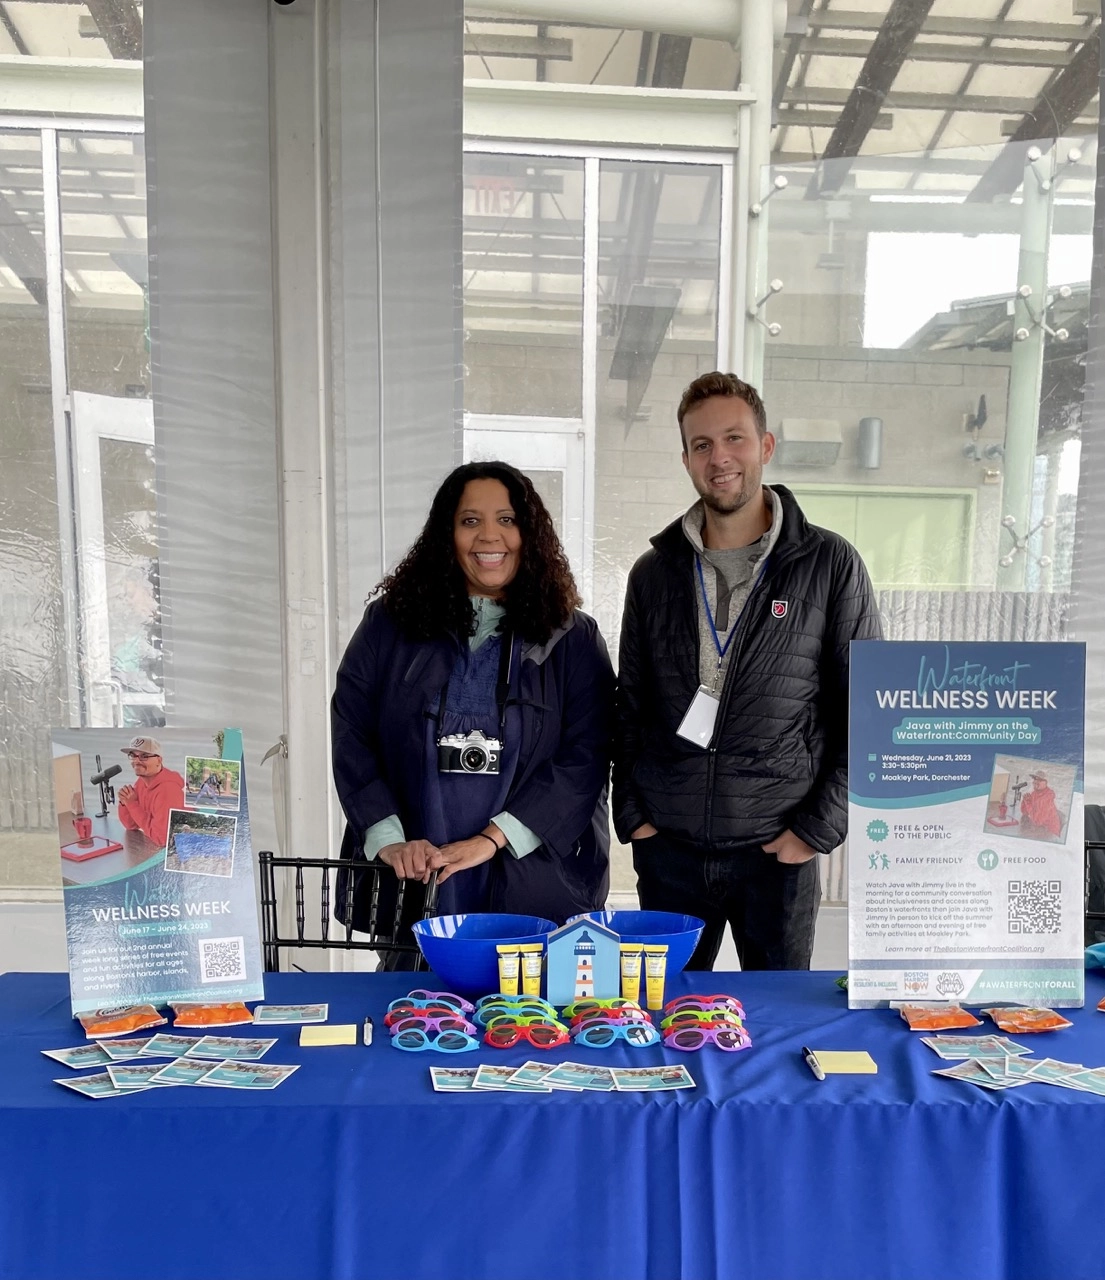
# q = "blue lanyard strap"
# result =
<box><xmin>695</xmin><ymin>553</ymin><xmax>771</xmax><ymax>665</ymax></box>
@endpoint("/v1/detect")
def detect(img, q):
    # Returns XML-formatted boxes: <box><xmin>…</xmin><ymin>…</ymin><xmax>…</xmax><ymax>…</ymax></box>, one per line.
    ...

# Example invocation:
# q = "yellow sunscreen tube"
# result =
<box><xmin>620</xmin><ymin>944</ymin><xmax>644</xmax><ymax>1004</ymax></box>
<box><xmin>518</xmin><ymin>944</ymin><xmax>543</xmax><ymax>997</ymax></box>
<box><xmin>496</xmin><ymin>945</ymin><xmax>521</xmax><ymax>997</ymax></box>
<box><xmin>643</xmin><ymin>944</ymin><xmax>669</xmax><ymax>1011</ymax></box>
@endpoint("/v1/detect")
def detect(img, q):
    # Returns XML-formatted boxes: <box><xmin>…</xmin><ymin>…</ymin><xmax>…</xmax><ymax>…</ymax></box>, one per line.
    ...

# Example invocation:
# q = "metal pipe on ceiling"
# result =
<box><xmin>469</xmin><ymin>0</ymin><xmax>786</xmax><ymax>47</ymax></box>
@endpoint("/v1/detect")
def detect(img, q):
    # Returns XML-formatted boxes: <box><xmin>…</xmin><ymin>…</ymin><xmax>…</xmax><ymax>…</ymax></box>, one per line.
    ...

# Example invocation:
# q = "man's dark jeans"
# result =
<box><xmin>632</xmin><ymin>830</ymin><xmax>820</xmax><ymax>970</ymax></box>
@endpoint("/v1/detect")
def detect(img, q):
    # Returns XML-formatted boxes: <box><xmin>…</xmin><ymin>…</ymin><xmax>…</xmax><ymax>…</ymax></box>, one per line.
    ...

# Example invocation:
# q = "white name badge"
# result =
<box><xmin>675</xmin><ymin>685</ymin><xmax>720</xmax><ymax>749</ymax></box>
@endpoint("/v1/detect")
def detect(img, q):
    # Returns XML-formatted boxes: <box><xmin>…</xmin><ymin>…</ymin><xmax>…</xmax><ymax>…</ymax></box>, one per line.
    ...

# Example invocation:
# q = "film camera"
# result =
<box><xmin>437</xmin><ymin>730</ymin><xmax>502</xmax><ymax>775</ymax></box>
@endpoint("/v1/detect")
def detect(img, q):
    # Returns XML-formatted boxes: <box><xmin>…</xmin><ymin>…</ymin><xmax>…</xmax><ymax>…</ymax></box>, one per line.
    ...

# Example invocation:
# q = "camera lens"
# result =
<box><xmin>459</xmin><ymin>745</ymin><xmax>489</xmax><ymax>772</ymax></box>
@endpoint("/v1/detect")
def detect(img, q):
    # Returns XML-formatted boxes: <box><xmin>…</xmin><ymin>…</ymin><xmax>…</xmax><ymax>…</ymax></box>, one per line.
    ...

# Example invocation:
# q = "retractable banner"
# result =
<box><xmin>51</xmin><ymin>726</ymin><xmax>264</xmax><ymax>1015</ymax></box>
<box><xmin>847</xmin><ymin>641</ymin><xmax>1086</xmax><ymax>1009</ymax></box>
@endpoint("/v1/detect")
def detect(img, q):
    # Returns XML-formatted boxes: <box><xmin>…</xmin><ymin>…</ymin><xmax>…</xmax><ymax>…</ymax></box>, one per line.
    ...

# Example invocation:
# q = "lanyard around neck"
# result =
<box><xmin>695</xmin><ymin>554</ymin><xmax>770</xmax><ymax>672</ymax></box>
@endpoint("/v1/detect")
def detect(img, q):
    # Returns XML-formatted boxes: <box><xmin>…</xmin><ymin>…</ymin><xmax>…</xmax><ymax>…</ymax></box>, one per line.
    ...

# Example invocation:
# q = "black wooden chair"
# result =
<box><xmin>258</xmin><ymin>850</ymin><xmax>439</xmax><ymax>973</ymax></box>
<box><xmin>1086</xmin><ymin>805</ymin><xmax>1105</xmax><ymax>948</ymax></box>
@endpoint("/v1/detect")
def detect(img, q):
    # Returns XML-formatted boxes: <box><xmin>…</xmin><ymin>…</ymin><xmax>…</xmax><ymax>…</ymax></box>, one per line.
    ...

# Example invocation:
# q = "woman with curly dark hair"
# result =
<box><xmin>332</xmin><ymin>462</ymin><xmax>615</xmax><ymax>956</ymax></box>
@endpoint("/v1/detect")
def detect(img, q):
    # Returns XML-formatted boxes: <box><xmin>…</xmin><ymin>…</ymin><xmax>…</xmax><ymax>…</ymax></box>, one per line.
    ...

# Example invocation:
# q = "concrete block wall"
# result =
<box><xmin>763</xmin><ymin>345</ymin><xmax>1013</xmax><ymax>587</ymax></box>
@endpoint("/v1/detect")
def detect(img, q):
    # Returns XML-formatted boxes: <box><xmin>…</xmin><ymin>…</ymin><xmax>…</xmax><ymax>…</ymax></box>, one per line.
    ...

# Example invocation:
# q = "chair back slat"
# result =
<box><xmin>258</xmin><ymin>852</ymin><xmax>437</xmax><ymax>973</ymax></box>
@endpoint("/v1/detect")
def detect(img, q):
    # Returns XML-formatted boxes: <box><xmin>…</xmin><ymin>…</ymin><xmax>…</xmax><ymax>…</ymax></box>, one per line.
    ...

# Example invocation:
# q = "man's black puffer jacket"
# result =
<box><xmin>613</xmin><ymin>485</ymin><xmax>883</xmax><ymax>854</ymax></box>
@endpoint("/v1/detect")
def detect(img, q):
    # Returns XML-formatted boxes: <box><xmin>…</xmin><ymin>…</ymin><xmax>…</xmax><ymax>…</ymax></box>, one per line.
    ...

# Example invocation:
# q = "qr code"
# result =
<box><xmin>1007</xmin><ymin>880</ymin><xmax>1062</xmax><ymax>935</ymax></box>
<box><xmin>199</xmin><ymin>935</ymin><xmax>246</xmax><ymax>983</ymax></box>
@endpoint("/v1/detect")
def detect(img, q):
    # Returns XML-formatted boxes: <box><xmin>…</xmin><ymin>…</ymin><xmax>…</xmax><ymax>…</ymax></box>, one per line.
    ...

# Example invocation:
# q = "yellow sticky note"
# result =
<box><xmin>811</xmin><ymin>1050</ymin><xmax>877</xmax><ymax>1075</ymax></box>
<box><xmin>299</xmin><ymin>1024</ymin><xmax>358</xmax><ymax>1047</ymax></box>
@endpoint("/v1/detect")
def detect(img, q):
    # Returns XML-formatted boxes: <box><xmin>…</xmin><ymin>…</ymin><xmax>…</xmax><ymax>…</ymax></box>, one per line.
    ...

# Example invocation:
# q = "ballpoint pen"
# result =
<box><xmin>802</xmin><ymin>1046</ymin><xmax>825</xmax><ymax>1080</ymax></box>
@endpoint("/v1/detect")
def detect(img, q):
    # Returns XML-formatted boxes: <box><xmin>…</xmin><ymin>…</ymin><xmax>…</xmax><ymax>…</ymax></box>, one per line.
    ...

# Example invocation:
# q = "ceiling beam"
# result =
<box><xmin>808</xmin><ymin>10</ymin><xmax>1093</xmax><ymax>42</ymax></box>
<box><xmin>777</xmin><ymin>107</ymin><xmax>892</xmax><ymax>131</ymax></box>
<box><xmin>968</xmin><ymin>29</ymin><xmax>1102</xmax><ymax>203</ymax></box>
<box><xmin>0</xmin><ymin>2</ymin><xmax>30</xmax><ymax>56</ymax></box>
<box><xmin>797</xmin><ymin>37</ymin><xmax>1072</xmax><ymax>68</ymax></box>
<box><xmin>85</xmin><ymin>0</ymin><xmax>142</xmax><ymax>60</ymax></box>
<box><xmin>784</xmin><ymin>85</ymin><xmax>1094</xmax><ymax>115</ymax></box>
<box><xmin>813</xmin><ymin>0</ymin><xmax>935</xmax><ymax>195</ymax></box>
<box><xmin>463</xmin><ymin>33</ymin><xmax>573</xmax><ymax>60</ymax></box>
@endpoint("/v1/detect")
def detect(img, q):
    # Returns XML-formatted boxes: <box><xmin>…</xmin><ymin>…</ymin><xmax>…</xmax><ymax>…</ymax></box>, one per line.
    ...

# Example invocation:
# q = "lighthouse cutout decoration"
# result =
<box><xmin>574</xmin><ymin>932</ymin><xmax>596</xmax><ymax>999</ymax></box>
<box><xmin>545</xmin><ymin>917</ymin><xmax>620</xmax><ymax>1007</ymax></box>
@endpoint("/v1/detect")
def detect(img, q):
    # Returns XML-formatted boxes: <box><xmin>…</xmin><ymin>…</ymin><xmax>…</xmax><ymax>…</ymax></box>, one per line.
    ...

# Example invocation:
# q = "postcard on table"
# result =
<box><xmin>55</xmin><ymin>1071</ymin><xmax>151</xmax><ymax>1099</ymax></box>
<box><xmin>612</xmin><ymin>1065</ymin><xmax>696</xmax><ymax>1092</ymax></box>
<box><xmin>149</xmin><ymin>1057</ymin><xmax>216</xmax><ymax>1086</ymax></box>
<box><xmin>932</xmin><ymin>1060</ymin><xmax>1028</xmax><ymax>1090</ymax></box>
<box><xmin>140</xmin><ymin>1033</ymin><xmax>206</xmax><ymax>1057</ymax></box>
<box><xmin>184</xmin><ymin>1035</ymin><xmax>277</xmax><ymax>1061</ymax></box>
<box><xmin>196</xmin><ymin>1061</ymin><xmax>300</xmax><ymax>1089</ymax></box>
<box><xmin>430</xmin><ymin>1067</ymin><xmax>480</xmax><ymax>1093</ymax></box>
<box><xmin>42</xmin><ymin>1044</ymin><xmax>113</xmax><ymax>1070</ymax></box>
<box><xmin>509</xmin><ymin>1061</ymin><xmax>581</xmax><ymax>1090</ymax></box>
<box><xmin>920</xmin><ymin>1034</ymin><xmax>1032</xmax><ymax>1061</ymax></box>
<box><xmin>473</xmin><ymin>1064</ymin><xmax>551</xmax><ymax>1092</ymax></box>
<box><xmin>254</xmin><ymin>1003</ymin><xmax>329</xmax><ymax>1025</ymax></box>
<box><xmin>107</xmin><ymin>1063</ymin><xmax>177</xmax><ymax>1089</ymax></box>
<box><xmin>542</xmin><ymin>1062</ymin><xmax>616</xmax><ymax>1092</ymax></box>
<box><xmin>97</xmin><ymin>1037</ymin><xmax>155</xmax><ymax>1062</ymax></box>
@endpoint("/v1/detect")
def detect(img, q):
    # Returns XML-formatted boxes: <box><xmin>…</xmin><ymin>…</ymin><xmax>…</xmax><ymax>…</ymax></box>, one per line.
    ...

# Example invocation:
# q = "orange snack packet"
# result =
<box><xmin>170</xmin><ymin>1001</ymin><xmax>254</xmax><ymax>1027</ymax></box>
<box><xmin>1098</xmin><ymin>996</ymin><xmax>1105</xmax><ymax>1013</ymax></box>
<box><xmin>982</xmin><ymin>1006</ymin><xmax>1073</xmax><ymax>1033</ymax></box>
<box><xmin>78</xmin><ymin>1004</ymin><xmax>166</xmax><ymax>1039</ymax></box>
<box><xmin>891</xmin><ymin>1002</ymin><xmax>982</xmax><ymax>1031</ymax></box>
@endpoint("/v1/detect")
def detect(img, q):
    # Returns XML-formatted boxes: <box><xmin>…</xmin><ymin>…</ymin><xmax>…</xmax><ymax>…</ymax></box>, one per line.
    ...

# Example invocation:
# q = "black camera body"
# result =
<box><xmin>437</xmin><ymin>730</ymin><xmax>502</xmax><ymax>775</ymax></box>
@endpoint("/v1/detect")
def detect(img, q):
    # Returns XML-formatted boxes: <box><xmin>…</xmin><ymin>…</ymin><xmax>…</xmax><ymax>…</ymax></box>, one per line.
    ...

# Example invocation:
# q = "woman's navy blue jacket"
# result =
<box><xmin>332</xmin><ymin>599</ymin><xmax>615</xmax><ymax>930</ymax></box>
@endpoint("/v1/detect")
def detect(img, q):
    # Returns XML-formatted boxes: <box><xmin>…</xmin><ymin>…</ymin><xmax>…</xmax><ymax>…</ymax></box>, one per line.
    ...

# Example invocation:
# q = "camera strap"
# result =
<box><xmin>434</xmin><ymin>629</ymin><xmax>515</xmax><ymax>737</ymax></box>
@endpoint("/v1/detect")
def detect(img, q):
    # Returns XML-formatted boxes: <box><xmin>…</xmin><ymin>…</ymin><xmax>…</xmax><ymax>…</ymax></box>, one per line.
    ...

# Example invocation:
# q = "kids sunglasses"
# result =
<box><xmin>474</xmin><ymin>1001</ymin><xmax>560</xmax><ymax>1027</ymax></box>
<box><xmin>663</xmin><ymin>1024</ymin><xmax>752</xmax><ymax>1052</ymax></box>
<box><xmin>405</xmin><ymin>989</ymin><xmax>475</xmax><ymax>1014</ymax></box>
<box><xmin>663</xmin><ymin>995</ymin><xmax>745</xmax><ymax>1016</ymax></box>
<box><xmin>482</xmin><ymin>1013</ymin><xmax>569</xmax><ymax>1032</ymax></box>
<box><xmin>475</xmin><ymin>994</ymin><xmax>557</xmax><ymax>1012</ymax></box>
<box><xmin>484</xmin><ymin>1022</ymin><xmax>569</xmax><ymax>1050</ymax></box>
<box><xmin>384</xmin><ymin>1003</ymin><xmax>467</xmax><ymax>1027</ymax></box>
<box><xmin>572</xmin><ymin>1021</ymin><xmax>660</xmax><ymax>1049</ymax></box>
<box><xmin>391</xmin><ymin>1025</ymin><xmax>479</xmax><ymax>1053</ymax></box>
<box><xmin>659</xmin><ymin>1009</ymin><xmax>745</xmax><ymax>1031</ymax></box>
<box><xmin>387</xmin><ymin>1015</ymin><xmax>477</xmax><ymax>1037</ymax></box>
<box><xmin>560</xmin><ymin>997</ymin><xmax>640</xmax><ymax>1018</ymax></box>
<box><xmin>567</xmin><ymin>1007</ymin><xmax>653</xmax><ymax>1028</ymax></box>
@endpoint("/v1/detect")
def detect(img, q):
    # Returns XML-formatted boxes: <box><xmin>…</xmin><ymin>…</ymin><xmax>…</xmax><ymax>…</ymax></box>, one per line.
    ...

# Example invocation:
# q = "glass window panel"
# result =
<box><xmin>464</xmin><ymin>153</ymin><xmax>584</xmax><ymax>417</ymax></box>
<box><xmin>0</xmin><ymin>131</ymin><xmax>63</xmax><ymax>887</ymax></box>
<box><xmin>60</xmin><ymin>133</ymin><xmax>149</xmax><ymax>398</ymax></box>
<box><xmin>592</xmin><ymin>159</ymin><xmax>722</xmax><ymax>650</ymax></box>
<box><xmin>762</xmin><ymin>134</ymin><xmax>1094</xmax><ymax>611</ymax></box>
<box><xmin>97</xmin><ymin>438</ymin><xmax>162</xmax><ymax>727</ymax></box>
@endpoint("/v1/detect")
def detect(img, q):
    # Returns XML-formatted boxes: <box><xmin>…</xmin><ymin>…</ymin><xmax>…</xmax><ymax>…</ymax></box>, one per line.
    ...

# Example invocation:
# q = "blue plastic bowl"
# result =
<box><xmin>411</xmin><ymin>913</ymin><xmax>558</xmax><ymax>997</ymax></box>
<box><xmin>567</xmin><ymin>910</ymin><xmax>705</xmax><ymax>974</ymax></box>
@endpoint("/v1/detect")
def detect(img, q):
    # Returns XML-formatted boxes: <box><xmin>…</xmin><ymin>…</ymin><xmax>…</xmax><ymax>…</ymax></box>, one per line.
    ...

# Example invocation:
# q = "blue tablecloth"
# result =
<box><xmin>1</xmin><ymin>968</ymin><xmax>1103</xmax><ymax>1280</ymax></box>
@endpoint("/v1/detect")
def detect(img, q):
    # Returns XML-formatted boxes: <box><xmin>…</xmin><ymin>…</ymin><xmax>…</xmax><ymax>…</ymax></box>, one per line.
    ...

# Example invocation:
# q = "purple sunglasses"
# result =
<box><xmin>663</xmin><ymin>1024</ymin><xmax>752</xmax><ymax>1052</ymax></box>
<box><xmin>405</xmin><ymin>989</ymin><xmax>475</xmax><ymax>1015</ymax></box>
<box><xmin>388</xmin><ymin>1014</ymin><xmax>477</xmax><ymax>1037</ymax></box>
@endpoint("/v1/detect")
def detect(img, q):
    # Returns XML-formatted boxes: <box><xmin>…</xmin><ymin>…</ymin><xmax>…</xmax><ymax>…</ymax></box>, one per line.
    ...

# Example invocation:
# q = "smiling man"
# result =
<box><xmin>117</xmin><ymin>736</ymin><xmax>185</xmax><ymax>849</ymax></box>
<box><xmin>613</xmin><ymin>371</ymin><xmax>882</xmax><ymax>971</ymax></box>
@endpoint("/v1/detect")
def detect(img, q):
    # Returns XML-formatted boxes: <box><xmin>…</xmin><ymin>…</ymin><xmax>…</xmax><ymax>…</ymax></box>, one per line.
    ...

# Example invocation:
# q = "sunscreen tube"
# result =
<box><xmin>643</xmin><ymin>944</ymin><xmax>669</xmax><ymax>1011</ymax></box>
<box><xmin>518</xmin><ymin>943</ymin><xmax>543</xmax><ymax>997</ymax></box>
<box><xmin>619</xmin><ymin>944</ymin><xmax>644</xmax><ymax>1004</ymax></box>
<box><xmin>496</xmin><ymin>945</ymin><xmax>521</xmax><ymax>997</ymax></box>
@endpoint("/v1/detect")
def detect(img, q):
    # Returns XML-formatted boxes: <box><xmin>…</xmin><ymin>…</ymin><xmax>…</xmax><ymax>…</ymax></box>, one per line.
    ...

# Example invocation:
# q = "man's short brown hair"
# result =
<box><xmin>677</xmin><ymin>372</ymin><xmax>767</xmax><ymax>446</ymax></box>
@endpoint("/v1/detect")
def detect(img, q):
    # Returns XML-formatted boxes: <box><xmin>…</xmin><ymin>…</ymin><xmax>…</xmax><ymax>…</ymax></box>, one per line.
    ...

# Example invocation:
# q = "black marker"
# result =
<box><xmin>363</xmin><ymin>1017</ymin><xmax>373</xmax><ymax>1046</ymax></box>
<box><xmin>802</xmin><ymin>1046</ymin><xmax>824</xmax><ymax>1080</ymax></box>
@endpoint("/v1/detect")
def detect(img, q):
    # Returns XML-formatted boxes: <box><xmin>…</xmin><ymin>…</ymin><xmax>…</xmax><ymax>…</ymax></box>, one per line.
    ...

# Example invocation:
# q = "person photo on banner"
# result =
<box><xmin>331</xmin><ymin>461</ymin><xmax>615</xmax><ymax>967</ymax></box>
<box><xmin>1019</xmin><ymin>770</ymin><xmax>1063</xmax><ymax>840</ymax></box>
<box><xmin>116</xmin><ymin>736</ymin><xmax>186</xmax><ymax>848</ymax></box>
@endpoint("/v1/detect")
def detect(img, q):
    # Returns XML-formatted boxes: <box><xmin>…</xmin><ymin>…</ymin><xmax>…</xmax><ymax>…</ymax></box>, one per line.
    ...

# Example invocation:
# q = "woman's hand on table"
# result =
<box><xmin>430</xmin><ymin>830</ymin><xmax>502</xmax><ymax>885</ymax></box>
<box><xmin>378</xmin><ymin>840</ymin><xmax>439</xmax><ymax>882</ymax></box>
